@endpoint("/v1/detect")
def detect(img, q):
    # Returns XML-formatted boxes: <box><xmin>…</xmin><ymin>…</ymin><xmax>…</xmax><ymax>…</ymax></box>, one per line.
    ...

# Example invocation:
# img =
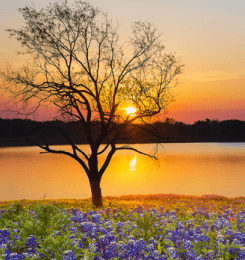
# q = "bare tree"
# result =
<box><xmin>1</xmin><ymin>1</ymin><xmax>183</xmax><ymax>207</ymax></box>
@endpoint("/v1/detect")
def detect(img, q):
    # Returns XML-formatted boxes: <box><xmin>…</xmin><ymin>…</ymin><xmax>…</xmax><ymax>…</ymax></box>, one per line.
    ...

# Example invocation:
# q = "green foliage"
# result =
<box><xmin>132</xmin><ymin>211</ymin><xmax>165</xmax><ymax>242</ymax></box>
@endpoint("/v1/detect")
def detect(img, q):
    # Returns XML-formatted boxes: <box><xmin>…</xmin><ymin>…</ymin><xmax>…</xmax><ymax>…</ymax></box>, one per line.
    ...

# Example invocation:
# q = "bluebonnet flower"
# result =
<box><xmin>70</xmin><ymin>212</ymin><xmax>89</xmax><ymax>223</ymax></box>
<box><xmin>188</xmin><ymin>227</ymin><xmax>195</xmax><ymax>237</ymax></box>
<box><xmin>62</xmin><ymin>250</ymin><xmax>76</xmax><ymax>260</ymax></box>
<box><xmin>26</xmin><ymin>247</ymin><xmax>37</xmax><ymax>254</ymax></box>
<box><xmin>118</xmin><ymin>231</ymin><xmax>126</xmax><ymax>240</ymax></box>
<box><xmin>237</xmin><ymin>247</ymin><xmax>245</xmax><ymax>260</ymax></box>
<box><xmin>25</xmin><ymin>235</ymin><xmax>39</xmax><ymax>249</ymax></box>
<box><xmin>105</xmin><ymin>221</ymin><xmax>112</xmax><ymax>227</ymax></box>
<box><xmin>70</xmin><ymin>226</ymin><xmax>78</xmax><ymax>233</ymax></box>
<box><xmin>103</xmin><ymin>241</ymin><xmax>119</xmax><ymax>259</ymax></box>
<box><xmin>147</xmin><ymin>249</ymin><xmax>162</xmax><ymax>259</ymax></box>
<box><xmin>4</xmin><ymin>252</ymin><xmax>25</xmax><ymax>260</ymax></box>
<box><xmin>169</xmin><ymin>211</ymin><xmax>177</xmax><ymax>220</ymax></box>
<box><xmin>199</xmin><ymin>234</ymin><xmax>209</xmax><ymax>242</ymax></box>
<box><xmin>13</xmin><ymin>235</ymin><xmax>20</xmax><ymax>241</ymax></box>
<box><xmin>176</xmin><ymin>221</ymin><xmax>184</xmax><ymax>230</ymax></box>
<box><xmin>97</xmin><ymin>235</ymin><xmax>109</xmax><ymax>252</ymax></box>
<box><xmin>80</xmin><ymin>222</ymin><xmax>95</xmax><ymax>232</ymax></box>
<box><xmin>106</xmin><ymin>231</ymin><xmax>118</xmax><ymax>242</ymax></box>
<box><xmin>0</xmin><ymin>243</ymin><xmax>11</xmax><ymax>255</ymax></box>
<box><xmin>91</xmin><ymin>214</ymin><xmax>100</xmax><ymax>223</ymax></box>
<box><xmin>90</xmin><ymin>210</ymin><xmax>96</xmax><ymax>215</ymax></box>
<box><xmin>195</xmin><ymin>225</ymin><xmax>202</xmax><ymax>234</ymax></box>
<box><xmin>70</xmin><ymin>207</ymin><xmax>80</xmax><ymax>215</ymax></box>
<box><xmin>71</xmin><ymin>237</ymin><xmax>89</xmax><ymax>249</ymax></box>
<box><xmin>186</xmin><ymin>219</ymin><xmax>193</xmax><ymax>227</ymax></box>
<box><xmin>183</xmin><ymin>249</ymin><xmax>202</xmax><ymax>260</ymax></box>
<box><xmin>228</xmin><ymin>247</ymin><xmax>240</xmax><ymax>255</ymax></box>
<box><xmin>90</xmin><ymin>231</ymin><xmax>97</xmax><ymax>240</ymax></box>
<box><xmin>119</xmin><ymin>238</ymin><xmax>146</xmax><ymax>259</ymax></box>
<box><xmin>151</xmin><ymin>208</ymin><xmax>158</xmax><ymax>216</ymax></box>
<box><xmin>167</xmin><ymin>247</ymin><xmax>179</xmax><ymax>259</ymax></box>
<box><xmin>122</xmin><ymin>239</ymin><xmax>138</xmax><ymax>259</ymax></box>
<box><xmin>224</xmin><ymin>228</ymin><xmax>233</xmax><ymax>236</ymax></box>
<box><xmin>204</xmin><ymin>249</ymin><xmax>215</xmax><ymax>260</ymax></box>
<box><xmin>216</xmin><ymin>234</ymin><xmax>225</xmax><ymax>245</ymax></box>
<box><xmin>211</xmin><ymin>224</ymin><xmax>218</xmax><ymax>232</ymax></box>
<box><xmin>234</xmin><ymin>231</ymin><xmax>242</xmax><ymax>240</ymax></box>
<box><xmin>104</xmin><ymin>208</ymin><xmax>110</xmax><ymax>215</ymax></box>
<box><xmin>0</xmin><ymin>228</ymin><xmax>10</xmax><ymax>239</ymax></box>
<box><xmin>176</xmin><ymin>229</ymin><xmax>184</xmax><ymax>237</ymax></box>
<box><xmin>148</xmin><ymin>237</ymin><xmax>157</xmax><ymax>247</ymax></box>
<box><xmin>116</xmin><ymin>225</ymin><xmax>122</xmax><ymax>233</ymax></box>
<box><xmin>137</xmin><ymin>206</ymin><xmax>143</xmax><ymax>214</ymax></box>
<box><xmin>174</xmin><ymin>239</ymin><xmax>182</xmax><ymax>248</ymax></box>
<box><xmin>97</xmin><ymin>226</ymin><xmax>106</xmax><ymax>235</ymax></box>
<box><xmin>182</xmin><ymin>231</ymin><xmax>190</xmax><ymax>240</ymax></box>
<box><xmin>147</xmin><ymin>243</ymin><xmax>158</xmax><ymax>257</ymax></box>
<box><xmin>184</xmin><ymin>240</ymin><xmax>193</xmax><ymax>250</ymax></box>
<box><xmin>116</xmin><ymin>221</ymin><xmax>124</xmax><ymax>227</ymax></box>
<box><xmin>69</xmin><ymin>234</ymin><xmax>77</xmax><ymax>240</ymax></box>
<box><xmin>105</xmin><ymin>226</ymin><xmax>113</xmax><ymax>233</ymax></box>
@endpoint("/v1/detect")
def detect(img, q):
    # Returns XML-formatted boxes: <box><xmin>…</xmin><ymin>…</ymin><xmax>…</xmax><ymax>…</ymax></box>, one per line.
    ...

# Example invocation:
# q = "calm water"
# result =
<box><xmin>1</xmin><ymin>143</ymin><xmax>245</xmax><ymax>201</ymax></box>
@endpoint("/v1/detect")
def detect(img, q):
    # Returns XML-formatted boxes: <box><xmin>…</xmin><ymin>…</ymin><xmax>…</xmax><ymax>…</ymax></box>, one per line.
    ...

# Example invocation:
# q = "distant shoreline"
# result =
<box><xmin>1</xmin><ymin>140</ymin><xmax>245</xmax><ymax>148</ymax></box>
<box><xmin>1</xmin><ymin>118</ymin><xmax>245</xmax><ymax>147</ymax></box>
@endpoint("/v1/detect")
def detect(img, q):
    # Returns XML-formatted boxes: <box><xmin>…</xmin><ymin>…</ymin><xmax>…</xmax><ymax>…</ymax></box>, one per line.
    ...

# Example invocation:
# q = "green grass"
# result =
<box><xmin>1</xmin><ymin>193</ymin><xmax>245</xmax><ymax>213</ymax></box>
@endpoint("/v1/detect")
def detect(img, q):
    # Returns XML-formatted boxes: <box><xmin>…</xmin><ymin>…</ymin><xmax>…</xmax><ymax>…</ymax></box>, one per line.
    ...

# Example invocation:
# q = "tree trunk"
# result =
<box><xmin>89</xmin><ymin>179</ymin><xmax>103</xmax><ymax>208</ymax></box>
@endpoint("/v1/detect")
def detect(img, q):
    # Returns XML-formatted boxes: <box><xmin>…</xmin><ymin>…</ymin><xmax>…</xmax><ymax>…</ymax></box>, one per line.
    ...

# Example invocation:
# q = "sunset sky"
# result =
<box><xmin>0</xmin><ymin>0</ymin><xmax>245</xmax><ymax>124</ymax></box>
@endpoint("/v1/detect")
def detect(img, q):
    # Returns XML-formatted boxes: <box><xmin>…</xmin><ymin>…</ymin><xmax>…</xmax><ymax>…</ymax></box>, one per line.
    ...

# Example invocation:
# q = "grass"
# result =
<box><xmin>1</xmin><ymin>193</ymin><xmax>245</xmax><ymax>212</ymax></box>
<box><xmin>1</xmin><ymin>193</ymin><xmax>245</xmax><ymax>259</ymax></box>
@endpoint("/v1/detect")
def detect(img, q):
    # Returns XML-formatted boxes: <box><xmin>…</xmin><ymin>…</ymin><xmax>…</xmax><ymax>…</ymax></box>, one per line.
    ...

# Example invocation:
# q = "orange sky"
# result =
<box><xmin>1</xmin><ymin>0</ymin><xmax>245</xmax><ymax>123</ymax></box>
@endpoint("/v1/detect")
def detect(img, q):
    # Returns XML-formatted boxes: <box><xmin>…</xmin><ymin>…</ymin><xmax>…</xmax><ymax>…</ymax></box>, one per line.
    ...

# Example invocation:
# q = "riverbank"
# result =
<box><xmin>1</xmin><ymin>193</ymin><xmax>245</xmax><ymax>212</ymax></box>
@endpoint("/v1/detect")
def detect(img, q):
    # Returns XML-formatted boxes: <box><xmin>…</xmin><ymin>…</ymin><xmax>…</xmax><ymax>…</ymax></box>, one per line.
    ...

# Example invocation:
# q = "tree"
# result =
<box><xmin>1</xmin><ymin>1</ymin><xmax>183</xmax><ymax>207</ymax></box>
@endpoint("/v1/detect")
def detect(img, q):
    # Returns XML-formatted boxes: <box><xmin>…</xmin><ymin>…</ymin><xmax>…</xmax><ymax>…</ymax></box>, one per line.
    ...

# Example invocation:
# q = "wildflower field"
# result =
<box><xmin>1</xmin><ymin>194</ymin><xmax>245</xmax><ymax>260</ymax></box>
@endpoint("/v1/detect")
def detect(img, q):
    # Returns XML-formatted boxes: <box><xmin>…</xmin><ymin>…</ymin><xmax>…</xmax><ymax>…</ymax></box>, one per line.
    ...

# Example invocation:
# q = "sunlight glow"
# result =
<box><xmin>129</xmin><ymin>155</ymin><xmax>137</xmax><ymax>172</ymax></box>
<box><xmin>125</xmin><ymin>106</ymin><xmax>136</xmax><ymax>115</ymax></box>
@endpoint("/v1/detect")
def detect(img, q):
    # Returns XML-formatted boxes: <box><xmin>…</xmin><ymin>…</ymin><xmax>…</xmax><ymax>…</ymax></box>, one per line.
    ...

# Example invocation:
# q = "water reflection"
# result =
<box><xmin>129</xmin><ymin>155</ymin><xmax>137</xmax><ymax>172</ymax></box>
<box><xmin>1</xmin><ymin>143</ymin><xmax>245</xmax><ymax>201</ymax></box>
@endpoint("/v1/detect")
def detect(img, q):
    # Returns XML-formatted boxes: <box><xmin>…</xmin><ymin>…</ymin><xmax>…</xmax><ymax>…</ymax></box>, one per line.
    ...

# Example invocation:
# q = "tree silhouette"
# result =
<box><xmin>1</xmin><ymin>1</ymin><xmax>183</xmax><ymax>207</ymax></box>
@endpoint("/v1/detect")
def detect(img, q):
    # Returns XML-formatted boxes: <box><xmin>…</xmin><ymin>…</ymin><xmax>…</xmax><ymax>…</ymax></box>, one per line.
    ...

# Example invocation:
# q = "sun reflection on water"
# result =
<box><xmin>129</xmin><ymin>155</ymin><xmax>137</xmax><ymax>172</ymax></box>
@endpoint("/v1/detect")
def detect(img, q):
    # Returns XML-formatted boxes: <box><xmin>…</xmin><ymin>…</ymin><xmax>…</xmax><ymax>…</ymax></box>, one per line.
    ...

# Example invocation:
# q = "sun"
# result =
<box><xmin>125</xmin><ymin>106</ymin><xmax>136</xmax><ymax>115</ymax></box>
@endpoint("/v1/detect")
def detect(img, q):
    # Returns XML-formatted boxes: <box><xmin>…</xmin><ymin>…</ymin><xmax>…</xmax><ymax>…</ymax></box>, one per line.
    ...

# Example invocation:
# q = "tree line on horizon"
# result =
<box><xmin>1</xmin><ymin>117</ymin><xmax>245</xmax><ymax>146</ymax></box>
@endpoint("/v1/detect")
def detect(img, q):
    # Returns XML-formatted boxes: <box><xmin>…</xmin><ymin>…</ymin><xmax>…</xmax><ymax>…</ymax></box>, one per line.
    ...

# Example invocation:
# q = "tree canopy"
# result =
<box><xmin>1</xmin><ymin>1</ymin><xmax>183</xmax><ymax>207</ymax></box>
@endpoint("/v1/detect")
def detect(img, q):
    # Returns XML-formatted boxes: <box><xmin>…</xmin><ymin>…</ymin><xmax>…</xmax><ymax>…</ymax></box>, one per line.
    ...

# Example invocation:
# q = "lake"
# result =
<box><xmin>1</xmin><ymin>143</ymin><xmax>245</xmax><ymax>201</ymax></box>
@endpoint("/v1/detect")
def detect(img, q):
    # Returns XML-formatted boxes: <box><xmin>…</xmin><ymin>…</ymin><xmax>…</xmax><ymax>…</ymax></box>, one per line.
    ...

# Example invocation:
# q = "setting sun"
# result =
<box><xmin>125</xmin><ymin>107</ymin><xmax>136</xmax><ymax>115</ymax></box>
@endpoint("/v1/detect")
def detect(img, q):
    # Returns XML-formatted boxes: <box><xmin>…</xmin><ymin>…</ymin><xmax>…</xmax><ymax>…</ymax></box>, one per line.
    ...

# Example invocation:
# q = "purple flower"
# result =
<box><xmin>62</xmin><ymin>250</ymin><xmax>76</xmax><ymax>260</ymax></box>
<box><xmin>25</xmin><ymin>235</ymin><xmax>39</xmax><ymax>249</ymax></box>
<box><xmin>103</xmin><ymin>241</ymin><xmax>119</xmax><ymax>259</ymax></box>
<box><xmin>184</xmin><ymin>240</ymin><xmax>193</xmax><ymax>250</ymax></box>
<box><xmin>0</xmin><ymin>228</ymin><xmax>10</xmax><ymax>239</ymax></box>
<box><xmin>91</xmin><ymin>214</ymin><xmax>100</xmax><ymax>223</ymax></box>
